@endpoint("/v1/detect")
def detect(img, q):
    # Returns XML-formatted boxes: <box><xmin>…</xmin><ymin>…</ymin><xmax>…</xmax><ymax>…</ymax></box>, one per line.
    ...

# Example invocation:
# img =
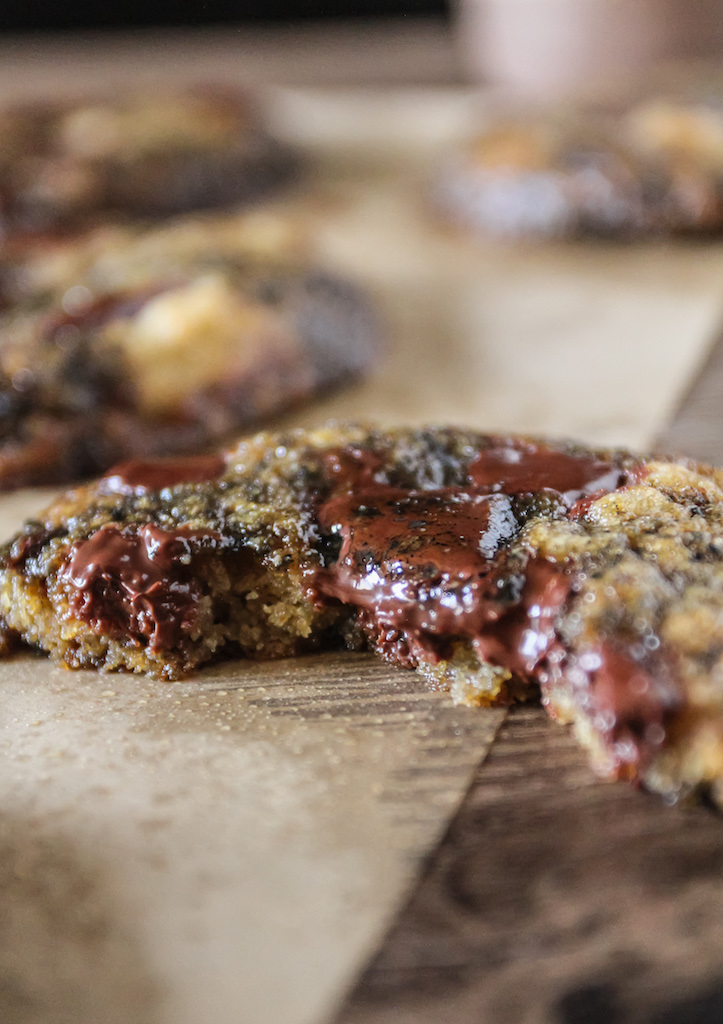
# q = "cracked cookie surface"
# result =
<box><xmin>3</xmin><ymin>423</ymin><xmax>723</xmax><ymax>806</ymax></box>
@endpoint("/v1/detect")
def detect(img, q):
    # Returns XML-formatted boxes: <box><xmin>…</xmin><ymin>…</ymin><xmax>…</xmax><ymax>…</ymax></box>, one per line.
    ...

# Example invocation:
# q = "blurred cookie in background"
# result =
<box><xmin>0</xmin><ymin>208</ymin><xmax>309</xmax><ymax>310</ymax></box>
<box><xmin>436</xmin><ymin>99</ymin><xmax>723</xmax><ymax>241</ymax></box>
<box><xmin>0</xmin><ymin>87</ymin><xmax>299</xmax><ymax>239</ymax></box>
<box><xmin>0</xmin><ymin>211</ymin><xmax>381</xmax><ymax>490</ymax></box>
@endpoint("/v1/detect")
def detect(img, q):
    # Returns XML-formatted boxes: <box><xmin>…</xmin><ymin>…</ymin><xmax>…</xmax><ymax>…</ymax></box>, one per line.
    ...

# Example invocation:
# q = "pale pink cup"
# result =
<box><xmin>457</xmin><ymin>0</ymin><xmax>723</xmax><ymax>99</ymax></box>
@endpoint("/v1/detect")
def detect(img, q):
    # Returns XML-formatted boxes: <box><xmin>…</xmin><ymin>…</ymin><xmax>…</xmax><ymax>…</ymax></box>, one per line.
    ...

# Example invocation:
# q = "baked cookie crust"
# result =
<box><xmin>3</xmin><ymin>423</ymin><xmax>723</xmax><ymax>807</ymax></box>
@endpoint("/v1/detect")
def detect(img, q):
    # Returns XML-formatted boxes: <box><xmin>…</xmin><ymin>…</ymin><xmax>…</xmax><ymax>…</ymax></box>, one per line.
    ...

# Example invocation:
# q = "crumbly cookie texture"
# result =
<box><xmin>438</xmin><ymin>100</ymin><xmax>723</xmax><ymax>239</ymax></box>
<box><xmin>0</xmin><ymin>208</ymin><xmax>308</xmax><ymax>311</ymax></box>
<box><xmin>0</xmin><ymin>87</ymin><xmax>297</xmax><ymax>236</ymax></box>
<box><xmin>3</xmin><ymin>423</ymin><xmax>723</xmax><ymax>808</ymax></box>
<box><xmin>0</xmin><ymin>214</ymin><xmax>379</xmax><ymax>489</ymax></box>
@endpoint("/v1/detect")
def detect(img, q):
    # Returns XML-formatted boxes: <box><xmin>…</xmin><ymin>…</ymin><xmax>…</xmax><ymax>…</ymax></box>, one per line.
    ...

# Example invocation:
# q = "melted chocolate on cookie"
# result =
<box><xmin>312</xmin><ymin>439</ymin><xmax>668</xmax><ymax>768</ymax></box>
<box><xmin>100</xmin><ymin>454</ymin><xmax>226</xmax><ymax>495</ymax></box>
<box><xmin>60</xmin><ymin>522</ymin><xmax>226</xmax><ymax>651</ymax></box>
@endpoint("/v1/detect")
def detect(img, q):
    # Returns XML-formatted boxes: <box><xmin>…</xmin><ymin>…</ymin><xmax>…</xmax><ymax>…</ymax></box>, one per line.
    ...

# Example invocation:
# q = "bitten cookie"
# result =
<box><xmin>3</xmin><ymin>423</ymin><xmax>723</xmax><ymax>807</ymax></box>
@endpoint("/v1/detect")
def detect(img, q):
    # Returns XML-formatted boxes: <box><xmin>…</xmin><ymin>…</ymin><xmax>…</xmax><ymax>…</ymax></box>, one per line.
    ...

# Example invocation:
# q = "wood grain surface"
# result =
<box><xmin>657</xmin><ymin>323</ymin><xmax>723</xmax><ymax>465</ymax></box>
<box><xmin>335</xmin><ymin>709</ymin><xmax>723</xmax><ymax>1024</ymax></box>
<box><xmin>336</xmin><ymin>706</ymin><xmax>723</xmax><ymax>1024</ymax></box>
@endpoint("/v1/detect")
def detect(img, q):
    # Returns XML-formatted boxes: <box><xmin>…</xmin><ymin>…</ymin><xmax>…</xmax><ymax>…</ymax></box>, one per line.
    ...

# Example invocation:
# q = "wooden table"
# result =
<box><xmin>2</xmin><ymin>22</ymin><xmax>723</xmax><ymax>1024</ymax></box>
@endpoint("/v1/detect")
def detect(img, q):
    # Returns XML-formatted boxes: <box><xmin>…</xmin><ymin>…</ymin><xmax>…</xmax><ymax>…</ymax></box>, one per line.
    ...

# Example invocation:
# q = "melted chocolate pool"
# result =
<box><xmin>313</xmin><ymin>439</ymin><xmax>634</xmax><ymax>656</ymax></box>
<box><xmin>60</xmin><ymin>522</ymin><xmax>225</xmax><ymax>651</ymax></box>
<box><xmin>467</xmin><ymin>438</ymin><xmax>629</xmax><ymax>500</ymax></box>
<box><xmin>101</xmin><ymin>454</ymin><xmax>225</xmax><ymax>495</ymax></box>
<box><xmin>312</xmin><ymin>439</ymin><xmax>671</xmax><ymax>769</ymax></box>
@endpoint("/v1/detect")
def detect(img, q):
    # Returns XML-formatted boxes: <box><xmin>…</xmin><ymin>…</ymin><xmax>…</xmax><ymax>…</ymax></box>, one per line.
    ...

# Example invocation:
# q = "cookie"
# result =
<box><xmin>0</xmin><ymin>208</ymin><xmax>307</xmax><ymax>311</ymax></box>
<box><xmin>0</xmin><ymin>215</ymin><xmax>380</xmax><ymax>489</ymax></box>
<box><xmin>3</xmin><ymin>423</ymin><xmax>723</xmax><ymax>807</ymax></box>
<box><xmin>438</xmin><ymin>101</ymin><xmax>723</xmax><ymax>239</ymax></box>
<box><xmin>0</xmin><ymin>86</ymin><xmax>297</xmax><ymax>237</ymax></box>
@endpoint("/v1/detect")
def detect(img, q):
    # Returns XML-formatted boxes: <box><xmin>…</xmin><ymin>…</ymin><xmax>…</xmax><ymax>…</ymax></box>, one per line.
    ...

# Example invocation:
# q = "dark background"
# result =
<box><xmin>1</xmin><ymin>2</ymin><xmax>449</xmax><ymax>33</ymax></box>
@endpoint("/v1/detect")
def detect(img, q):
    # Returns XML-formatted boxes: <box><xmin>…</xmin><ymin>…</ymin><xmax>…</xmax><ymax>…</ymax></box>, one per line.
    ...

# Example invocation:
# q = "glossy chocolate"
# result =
<box><xmin>60</xmin><ymin>522</ymin><xmax>223</xmax><ymax>651</ymax></box>
<box><xmin>563</xmin><ymin>641</ymin><xmax>678</xmax><ymax>772</ymax></box>
<box><xmin>313</xmin><ymin>440</ymin><xmax>668</xmax><ymax>764</ymax></box>
<box><xmin>468</xmin><ymin>438</ymin><xmax>630</xmax><ymax>503</ymax></box>
<box><xmin>101</xmin><ymin>454</ymin><xmax>226</xmax><ymax>496</ymax></box>
<box><xmin>314</xmin><ymin>440</ymin><xmax>639</xmax><ymax>655</ymax></box>
<box><xmin>321</xmin><ymin>437</ymin><xmax>639</xmax><ymax>505</ymax></box>
<box><xmin>317</xmin><ymin>485</ymin><xmax>517</xmax><ymax>634</ymax></box>
<box><xmin>315</xmin><ymin>484</ymin><xmax>572</xmax><ymax>676</ymax></box>
<box><xmin>321</xmin><ymin>446</ymin><xmax>384</xmax><ymax>491</ymax></box>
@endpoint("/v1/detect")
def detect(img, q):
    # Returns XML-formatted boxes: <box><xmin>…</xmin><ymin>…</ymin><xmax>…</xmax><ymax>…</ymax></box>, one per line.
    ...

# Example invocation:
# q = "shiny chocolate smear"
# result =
<box><xmin>313</xmin><ymin>441</ymin><xmax>671</xmax><ymax>770</ymax></box>
<box><xmin>468</xmin><ymin>438</ymin><xmax>629</xmax><ymax>504</ymax></box>
<box><xmin>556</xmin><ymin>641</ymin><xmax>678</xmax><ymax>775</ymax></box>
<box><xmin>100</xmin><ymin>454</ymin><xmax>226</xmax><ymax>496</ymax></box>
<box><xmin>60</xmin><ymin>522</ymin><xmax>222</xmax><ymax>651</ymax></box>
<box><xmin>315</xmin><ymin>485</ymin><xmax>570</xmax><ymax>677</ymax></box>
<box><xmin>317</xmin><ymin>486</ymin><xmax>518</xmax><ymax>636</ymax></box>
<box><xmin>314</xmin><ymin>441</ymin><xmax>639</xmax><ymax>657</ymax></box>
